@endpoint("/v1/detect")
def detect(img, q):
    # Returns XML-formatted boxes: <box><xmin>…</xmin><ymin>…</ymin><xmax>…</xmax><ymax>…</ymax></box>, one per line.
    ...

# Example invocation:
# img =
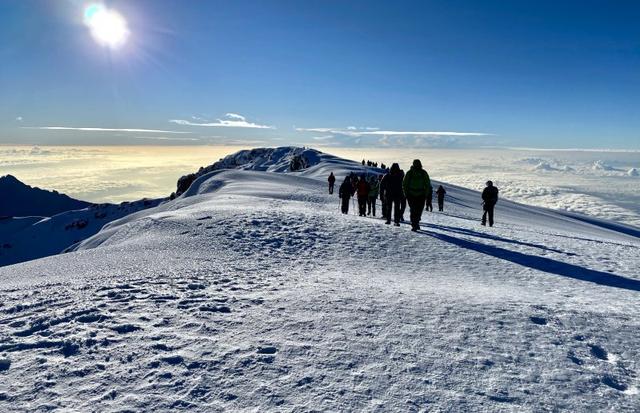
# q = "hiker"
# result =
<box><xmin>379</xmin><ymin>175</ymin><xmax>388</xmax><ymax>220</ymax></box>
<box><xmin>402</xmin><ymin>159</ymin><xmax>431</xmax><ymax>231</ymax></box>
<box><xmin>425</xmin><ymin>184</ymin><xmax>434</xmax><ymax>212</ymax></box>
<box><xmin>380</xmin><ymin>163</ymin><xmax>404</xmax><ymax>226</ymax></box>
<box><xmin>328</xmin><ymin>172</ymin><xmax>336</xmax><ymax>194</ymax></box>
<box><xmin>481</xmin><ymin>180</ymin><xmax>499</xmax><ymax>227</ymax></box>
<box><xmin>362</xmin><ymin>159</ymin><xmax>366</xmax><ymax>166</ymax></box>
<box><xmin>436</xmin><ymin>185</ymin><xmax>446</xmax><ymax>211</ymax></box>
<box><xmin>399</xmin><ymin>169</ymin><xmax>407</xmax><ymax>222</ymax></box>
<box><xmin>350</xmin><ymin>172</ymin><xmax>358</xmax><ymax>194</ymax></box>
<box><xmin>356</xmin><ymin>175</ymin><xmax>370</xmax><ymax>217</ymax></box>
<box><xmin>339</xmin><ymin>176</ymin><xmax>354</xmax><ymax>214</ymax></box>
<box><xmin>367</xmin><ymin>176</ymin><xmax>379</xmax><ymax>216</ymax></box>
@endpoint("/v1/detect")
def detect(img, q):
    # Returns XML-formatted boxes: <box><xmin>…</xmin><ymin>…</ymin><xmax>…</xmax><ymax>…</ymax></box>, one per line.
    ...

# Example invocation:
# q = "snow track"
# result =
<box><xmin>1</xmin><ymin>152</ymin><xmax>639</xmax><ymax>411</ymax></box>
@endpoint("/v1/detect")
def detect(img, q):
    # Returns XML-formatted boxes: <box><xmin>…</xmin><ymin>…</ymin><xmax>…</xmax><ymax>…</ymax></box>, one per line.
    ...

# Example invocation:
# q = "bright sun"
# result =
<box><xmin>84</xmin><ymin>4</ymin><xmax>129</xmax><ymax>49</ymax></box>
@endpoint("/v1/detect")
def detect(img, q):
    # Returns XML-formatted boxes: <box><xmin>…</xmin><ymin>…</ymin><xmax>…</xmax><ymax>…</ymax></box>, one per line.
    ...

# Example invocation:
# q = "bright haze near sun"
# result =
<box><xmin>83</xmin><ymin>3</ymin><xmax>129</xmax><ymax>48</ymax></box>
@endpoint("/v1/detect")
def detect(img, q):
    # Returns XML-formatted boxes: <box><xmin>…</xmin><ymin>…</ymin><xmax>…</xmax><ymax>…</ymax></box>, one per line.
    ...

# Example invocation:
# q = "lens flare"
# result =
<box><xmin>84</xmin><ymin>4</ymin><xmax>129</xmax><ymax>49</ymax></box>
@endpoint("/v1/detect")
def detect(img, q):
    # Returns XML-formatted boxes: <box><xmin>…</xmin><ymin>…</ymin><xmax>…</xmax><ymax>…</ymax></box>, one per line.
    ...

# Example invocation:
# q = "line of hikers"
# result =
<box><xmin>327</xmin><ymin>160</ymin><xmax>499</xmax><ymax>230</ymax></box>
<box><xmin>360</xmin><ymin>159</ymin><xmax>386</xmax><ymax>169</ymax></box>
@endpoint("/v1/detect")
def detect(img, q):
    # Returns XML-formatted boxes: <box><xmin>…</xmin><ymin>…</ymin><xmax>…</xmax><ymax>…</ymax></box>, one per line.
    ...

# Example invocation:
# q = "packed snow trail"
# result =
<box><xmin>1</xmin><ymin>151</ymin><xmax>639</xmax><ymax>411</ymax></box>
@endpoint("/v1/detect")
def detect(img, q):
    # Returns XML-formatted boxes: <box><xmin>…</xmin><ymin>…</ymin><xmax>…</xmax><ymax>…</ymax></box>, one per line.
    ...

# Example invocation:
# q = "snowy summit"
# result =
<box><xmin>0</xmin><ymin>147</ymin><xmax>639</xmax><ymax>411</ymax></box>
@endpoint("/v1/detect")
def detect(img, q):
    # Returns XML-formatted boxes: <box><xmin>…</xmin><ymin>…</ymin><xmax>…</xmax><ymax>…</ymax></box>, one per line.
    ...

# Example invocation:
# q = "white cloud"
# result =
<box><xmin>23</xmin><ymin>126</ymin><xmax>192</xmax><ymax>134</ymax></box>
<box><xmin>225</xmin><ymin>113</ymin><xmax>246</xmax><ymax>121</ymax></box>
<box><xmin>296</xmin><ymin>127</ymin><xmax>490</xmax><ymax>137</ymax></box>
<box><xmin>169</xmin><ymin>113</ymin><xmax>274</xmax><ymax>129</ymax></box>
<box><xmin>132</xmin><ymin>136</ymin><xmax>201</xmax><ymax>142</ymax></box>
<box><xmin>16</xmin><ymin>116</ymin><xmax>23</xmax><ymax>122</ymax></box>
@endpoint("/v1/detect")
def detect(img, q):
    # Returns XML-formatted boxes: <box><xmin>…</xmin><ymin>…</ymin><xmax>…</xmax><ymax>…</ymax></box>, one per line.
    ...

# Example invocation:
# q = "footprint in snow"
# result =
<box><xmin>567</xmin><ymin>351</ymin><xmax>583</xmax><ymax>365</ymax></box>
<box><xmin>160</xmin><ymin>355</ymin><xmax>184</xmax><ymax>365</ymax></box>
<box><xmin>199</xmin><ymin>305</ymin><xmax>231</xmax><ymax>313</ymax></box>
<box><xmin>257</xmin><ymin>346</ymin><xmax>277</xmax><ymax>355</ymax></box>
<box><xmin>529</xmin><ymin>316</ymin><xmax>547</xmax><ymax>325</ymax></box>
<box><xmin>589</xmin><ymin>344</ymin><xmax>608</xmax><ymax>361</ymax></box>
<box><xmin>111</xmin><ymin>324</ymin><xmax>141</xmax><ymax>334</ymax></box>
<box><xmin>602</xmin><ymin>375</ymin><xmax>628</xmax><ymax>391</ymax></box>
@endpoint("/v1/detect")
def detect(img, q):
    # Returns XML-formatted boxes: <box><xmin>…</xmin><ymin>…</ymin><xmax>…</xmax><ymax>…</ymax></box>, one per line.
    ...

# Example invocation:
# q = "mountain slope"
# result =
<box><xmin>0</xmin><ymin>148</ymin><xmax>638</xmax><ymax>412</ymax></box>
<box><xmin>0</xmin><ymin>199</ymin><xmax>164</xmax><ymax>267</ymax></box>
<box><xmin>0</xmin><ymin>174</ymin><xmax>91</xmax><ymax>217</ymax></box>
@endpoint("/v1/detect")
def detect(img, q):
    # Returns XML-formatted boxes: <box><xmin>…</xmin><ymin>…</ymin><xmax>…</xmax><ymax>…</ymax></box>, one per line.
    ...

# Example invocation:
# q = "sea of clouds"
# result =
<box><xmin>0</xmin><ymin>145</ymin><xmax>245</xmax><ymax>203</ymax></box>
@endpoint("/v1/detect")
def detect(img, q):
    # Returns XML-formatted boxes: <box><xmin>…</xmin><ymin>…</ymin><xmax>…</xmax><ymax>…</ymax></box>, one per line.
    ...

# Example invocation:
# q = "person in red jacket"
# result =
<box><xmin>356</xmin><ymin>175</ymin><xmax>370</xmax><ymax>217</ymax></box>
<box><xmin>328</xmin><ymin>172</ymin><xmax>336</xmax><ymax>194</ymax></box>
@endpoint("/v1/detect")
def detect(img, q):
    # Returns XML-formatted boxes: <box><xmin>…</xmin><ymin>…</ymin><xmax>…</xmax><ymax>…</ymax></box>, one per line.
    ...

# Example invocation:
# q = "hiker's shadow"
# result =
<box><xmin>417</xmin><ymin>228</ymin><xmax>640</xmax><ymax>292</ymax></box>
<box><xmin>428</xmin><ymin>223</ymin><xmax>574</xmax><ymax>256</ymax></box>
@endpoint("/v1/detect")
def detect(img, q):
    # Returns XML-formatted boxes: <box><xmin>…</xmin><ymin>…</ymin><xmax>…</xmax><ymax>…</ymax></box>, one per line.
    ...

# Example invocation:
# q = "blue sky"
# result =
<box><xmin>1</xmin><ymin>0</ymin><xmax>638</xmax><ymax>148</ymax></box>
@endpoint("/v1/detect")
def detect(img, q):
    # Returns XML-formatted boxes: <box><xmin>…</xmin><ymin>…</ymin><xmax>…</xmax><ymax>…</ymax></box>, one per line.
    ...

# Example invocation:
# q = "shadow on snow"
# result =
<box><xmin>418</xmin><ymin>228</ymin><xmax>640</xmax><ymax>292</ymax></box>
<box><xmin>428</xmin><ymin>223</ymin><xmax>575</xmax><ymax>256</ymax></box>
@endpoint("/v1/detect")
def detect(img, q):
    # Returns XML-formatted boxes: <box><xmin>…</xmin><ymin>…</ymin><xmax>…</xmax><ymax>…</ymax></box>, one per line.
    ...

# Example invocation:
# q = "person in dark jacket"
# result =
<box><xmin>339</xmin><ymin>176</ymin><xmax>354</xmax><ymax>214</ymax></box>
<box><xmin>402</xmin><ymin>159</ymin><xmax>431</xmax><ymax>231</ymax></box>
<box><xmin>399</xmin><ymin>169</ymin><xmax>407</xmax><ymax>221</ymax></box>
<box><xmin>356</xmin><ymin>175</ymin><xmax>370</xmax><ymax>217</ymax></box>
<box><xmin>380</xmin><ymin>163</ymin><xmax>404</xmax><ymax>226</ymax></box>
<box><xmin>425</xmin><ymin>184</ymin><xmax>434</xmax><ymax>212</ymax></box>
<box><xmin>379</xmin><ymin>175</ymin><xmax>388</xmax><ymax>220</ymax></box>
<box><xmin>328</xmin><ymin>172</ymin><xmax>336</xmax><ymax>194</ymax></box>
<box><xmin>436</xmin><ymin>185</ymin><xmax>446</xmax><ymax>211</ymax></box>
<box><xmin>481</xmin><ymin>180</ymin><xmax>499</xmax><ymax>226</ymax></box>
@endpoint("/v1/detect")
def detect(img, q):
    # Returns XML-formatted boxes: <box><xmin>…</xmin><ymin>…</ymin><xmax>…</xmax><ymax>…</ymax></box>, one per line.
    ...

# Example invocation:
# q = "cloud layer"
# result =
<box><xmin>170</xmin><ymin>113</ymin><xmax>274</xmax><ymax>129</ymax></box>
<box><xmin>23</xmin><ymin>126</ymin><xmax>191</xmax><ymax>134</ymax></box>
<box><xmin>296</xmin><ymin>127</ymin><xmax>490</xmax><ymax>137</ymax></box>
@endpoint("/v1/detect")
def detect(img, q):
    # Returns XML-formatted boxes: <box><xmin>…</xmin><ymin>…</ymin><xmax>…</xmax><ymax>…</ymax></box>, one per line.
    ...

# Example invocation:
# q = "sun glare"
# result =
<box><xmin>84</xmin><ymin>4</ymin><xmax>129</xmax><ymax>49</ymax></box>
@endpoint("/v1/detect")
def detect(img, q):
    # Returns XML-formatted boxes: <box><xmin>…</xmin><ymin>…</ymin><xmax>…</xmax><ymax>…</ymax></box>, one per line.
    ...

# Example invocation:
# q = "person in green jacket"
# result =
<box><xmin>402</xmin><ymin>159</ymin><xmax>431</xmax><ymax>231</ymax></box>
<box><xmin>367</xmin><ymin>175</ymin><xmax>380</xmax><ymax>216</ymax></box>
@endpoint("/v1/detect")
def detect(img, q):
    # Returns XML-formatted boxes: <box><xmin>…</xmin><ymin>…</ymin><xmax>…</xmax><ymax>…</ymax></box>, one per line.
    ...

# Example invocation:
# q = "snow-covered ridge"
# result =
<box><xmin>0</xmin><ymin>147</ymin><xmax>367</xmax><ymax>267</ymax></box>
<box><xmin>175</xmin><ymin>147</ymin><xmax>327</xmax><ymax>195</ymax></box>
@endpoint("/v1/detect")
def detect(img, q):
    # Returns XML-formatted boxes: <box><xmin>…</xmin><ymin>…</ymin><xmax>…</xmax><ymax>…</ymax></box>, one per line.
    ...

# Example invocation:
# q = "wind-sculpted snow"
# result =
<box><xmin>0</xmin><ymin>149</ymin><xmax>639</xmax><ymax>411</ymax></box>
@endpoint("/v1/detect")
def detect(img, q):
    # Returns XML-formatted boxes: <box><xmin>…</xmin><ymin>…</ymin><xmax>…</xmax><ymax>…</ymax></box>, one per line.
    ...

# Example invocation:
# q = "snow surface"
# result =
<box><xmin>0</xmin><ymin>147</ymin><xmax>639</xmax><ymax>411</ymax></box>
